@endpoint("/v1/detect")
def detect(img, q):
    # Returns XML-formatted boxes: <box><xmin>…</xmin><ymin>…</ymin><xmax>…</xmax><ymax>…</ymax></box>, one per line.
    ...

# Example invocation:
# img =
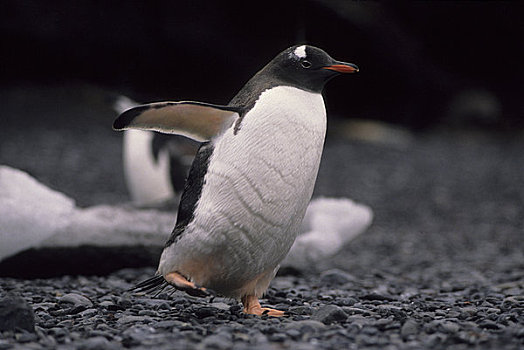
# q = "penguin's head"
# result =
<box><xmin>265</xmin><ymin>45</ymin><xmax>359</xmax><ymax>93</ymax></box>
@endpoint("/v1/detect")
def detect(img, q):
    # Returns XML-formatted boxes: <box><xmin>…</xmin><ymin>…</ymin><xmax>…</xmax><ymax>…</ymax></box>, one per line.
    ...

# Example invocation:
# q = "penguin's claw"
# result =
<box><xmin>260</xmin><ymin>308</ymin><xmax>286</xmax><ymax>317</ymax></box>
<box><xmin>244</xmin><ymin>306</ymin><xmax>286</xmax><ymax>317</ymax></box>
<box><xmin>241</xmin><ymin>295</ymin><xmax>286</xmax><ymax>317</ymax></box>
<box><xmin>185</xmin><ymin>285</ymin><xmax>212</xmax><ymax>298</ymax></box>
<box><xmin>165</xmin><ymin>272</ymin><xmax>210</xmax><ymax>298</ymax></box>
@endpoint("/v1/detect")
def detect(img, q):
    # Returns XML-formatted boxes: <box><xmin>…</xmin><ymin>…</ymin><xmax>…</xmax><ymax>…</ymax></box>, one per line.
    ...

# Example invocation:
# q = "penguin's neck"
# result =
<box><xmin>243</xmin><ymin>85</ymin><xmax>326</xmax><ymax>132</ymax></box>
<box><xmin>228</xmin><ymin>73</ymin><xmax>284</xmax><ymax>116</ymax></box>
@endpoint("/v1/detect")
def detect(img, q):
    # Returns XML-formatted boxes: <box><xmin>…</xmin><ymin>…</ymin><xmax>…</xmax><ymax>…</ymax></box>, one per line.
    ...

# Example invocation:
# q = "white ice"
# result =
<box><xmin>282</xmin><ymin>197</ymin><xmax>373</xmax><ymax>269</ymax></box>
<box><xmin>0</xmin><ymin>166</ymin><xmax>75</xmax><ymax>260</ymax></box>
<box><xmin>0</xmin><ymin>165</ymin><xmax>373</xmax><ymax>268</ymax></box>
<box><xmin>0</xmin><ymin>165</ymin><xmax>173</xmax><ymax>261</ymax></box>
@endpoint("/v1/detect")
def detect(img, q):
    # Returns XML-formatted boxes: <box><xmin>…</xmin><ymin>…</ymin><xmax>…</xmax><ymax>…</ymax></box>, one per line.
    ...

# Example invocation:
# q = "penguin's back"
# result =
<box><xmin>159</xmin><ymin>86</ymin><xmax>326</xmax><ymax>296</ymax></box>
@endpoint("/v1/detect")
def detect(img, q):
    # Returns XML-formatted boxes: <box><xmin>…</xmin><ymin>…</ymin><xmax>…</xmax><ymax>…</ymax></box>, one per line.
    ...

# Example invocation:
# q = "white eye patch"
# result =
<box><xmin>293</xmin><ymin>45</ymin><xmax>307</xmax><ymax>59</ymax></box>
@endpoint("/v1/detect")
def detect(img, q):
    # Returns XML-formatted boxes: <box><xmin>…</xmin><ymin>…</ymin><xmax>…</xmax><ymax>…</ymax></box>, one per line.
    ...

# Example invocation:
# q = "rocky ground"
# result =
<box><xmin>1</xmin><ymin>265</ymin><xmax>523</xmax><ymax>350</ymax></box>
<box><xmin>0</xmin><ymin>85</ymin><xmax>523</xmax><ymax>349</ymax></box>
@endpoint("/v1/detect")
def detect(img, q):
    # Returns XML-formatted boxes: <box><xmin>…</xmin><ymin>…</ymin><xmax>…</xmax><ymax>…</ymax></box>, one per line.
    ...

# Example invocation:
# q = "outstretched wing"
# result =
<box><xmin>113</xmin><ymin>101</ymin><xmax>240</xmax><ymax>142</ymax></box>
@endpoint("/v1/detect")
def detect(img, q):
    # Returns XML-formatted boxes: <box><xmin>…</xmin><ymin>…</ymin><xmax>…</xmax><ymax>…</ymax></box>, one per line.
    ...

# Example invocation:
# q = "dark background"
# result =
<box><xmin>1</xmin><ymin>0</ymin><xmax>522</xmax><ymax>129</ymax></box>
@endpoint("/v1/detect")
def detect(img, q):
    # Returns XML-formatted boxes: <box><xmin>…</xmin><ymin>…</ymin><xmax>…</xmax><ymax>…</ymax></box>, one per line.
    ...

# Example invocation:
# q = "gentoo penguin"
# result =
<box><xmin>113</xmin><ymin>45</ymin><xmax>358</xmax><ymax>316</ymax></box>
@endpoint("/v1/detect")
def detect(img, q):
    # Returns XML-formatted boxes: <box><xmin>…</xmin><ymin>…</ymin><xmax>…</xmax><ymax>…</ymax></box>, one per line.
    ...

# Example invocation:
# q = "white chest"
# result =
<box><xmin>204</xmin><ymin>85</ymin><xmax>325</xmax><ymax>231</ymax></box>
<box><xmin>161</xmin><ymin>86</ymin><xmax>326</xmax><ymax>285</ymax></box>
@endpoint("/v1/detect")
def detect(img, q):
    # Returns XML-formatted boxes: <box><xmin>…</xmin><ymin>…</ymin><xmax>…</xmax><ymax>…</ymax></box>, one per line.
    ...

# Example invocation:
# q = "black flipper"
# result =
<box><xmin>165</xmin><ymin>141</ymin><xmax>214</xmax><ymax>247</ymax></box>
<box><xmin>113</xmin><ymin>101</ymin><xmax>240</xmax><ymax>142</ymax></box>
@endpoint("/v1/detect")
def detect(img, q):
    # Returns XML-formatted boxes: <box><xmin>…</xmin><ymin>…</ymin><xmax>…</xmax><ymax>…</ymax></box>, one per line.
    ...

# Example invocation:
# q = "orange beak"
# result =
<box><xmin>323</xmin><ymin>62</ymin><xmax>359</xmax><ymax>73</ymax></box>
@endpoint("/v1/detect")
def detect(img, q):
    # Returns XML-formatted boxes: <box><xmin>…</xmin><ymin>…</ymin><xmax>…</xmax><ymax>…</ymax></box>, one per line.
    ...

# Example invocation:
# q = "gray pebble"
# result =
<box><xmin>209</xmin><ymin>302</ymin><xmax>231</xmax><ymax>311</ymax></box>
<box><xmin>49</xmin><ymin>327</ymin><xmax>69</xmax><ymax>338</ymax></box>
<box><xmin>198</xmin><ymin>333</ymin><xmax>232</xmax><ymax>350</ymax></box>
<box><xmin>137</xmin><ymin>309</ymin><xmax>157</xmax><ymax>317</ymax></box>
<box><xmin>116</xmin><ymin>315</ymin><xmax>151</xmax><ymax>324</ymax></box>
<box><xmin>32</xmin><ymin>302</ymin><xmax>56</xmax><ymax>311</ymax></box>
<box><xmin>248</xmin><ymin>330</ymin><xmax>269</xmax><ymax>344</ymax></box>
<box><xmin>0</xmin><ymin>295</ymin><xmax>35</xmax><ymax>332</ymax></box>
<box><xmin>88</xmin><ymin>329</ymin><xmax>113</xmax><ymax>340</ymax></box>
<box><xmin>285</xmin><ymin>320</ymin><xmax>326</xmax><ymax>333</ymax></box>
<box><xmin>424</xmin><ymin>333</ymin><xmax>448</xmax><ymax>347</ymax></box>
<box><xmin>312</xmin><ymin>305</ymin><xmax>348</xmax><ymax>325</ymax></box>
<box><xmin>194</xmin><ymin>306</ymin><xmax>218</xmax><ymax>318</ymax></box>
<box><xmin>479</xmin><ymin>320</ymin><xmax>502</xmax><ymax>330</ymax></box>
<box><xmin>77</xmin><ymin>336</ymin><xmax>119</xmax><ymax>350</ymax></box>
<box><xmin>285</xmin><ymin>328</ymin><xmax>302</xmax><ymax>339</ymax></box>
<box><xmin>335</xmin><ymin>297</ymin><xmax>358</xmax><ymax>306</ymax></box>
<box><xmin>78</xmin><ymin>308</ymin><xmax>98</xmax><ymax>318</ymax></box>
<box><xmin>153</xmin><ymin>320</ymin><xmax>179</xmax><ymax>329</ymax></box>
<box><xmin>343</xmin><ymin>306</ymin><xmax>373</xmax><ymax>316</ymax></box>
<box><xmin>440</xmin><ymin>320</ymin><xmax>460</xmax><ymax>333</ymax></box>
<box><xmin>288</xmin><ymin>305</ymin><xmax>313</xmax><ymax>315</ymax></box>
<box><xmin>360</xmin><ymin>293</ymin><xmax>396</xmax><ymax>301</ymax></box>
<box><xmin>57</xmin><ymin>320</ymin><xmax>74</xmax><ymax>328</ymax></box>
<box><xmin>116</xmin><ymin>297</ymin><xmax>132</xmax><ymax>309</ymax></box>
<box><xmin>60</xmin><ymin>293</ymin><xmax>93</xmax><ymax>308</ymax></box>
<box><xmin>14</xmin><ymin>332</ymin><xmax>38</xmax><ymax>343</ymax></box>
<box><xmin>268</xmin><ymin>332</ymin><xmax>287</xmax><ymax>342</ymax></box>
<box><xmin>99</xmin><ymin>301</ymin><xmax>118</xmax><ymax>311</ymax></box>
<box><xmin>400</xmin><ymin>319</ymin><xmax>419</xmax><ymax>339</ymax></box>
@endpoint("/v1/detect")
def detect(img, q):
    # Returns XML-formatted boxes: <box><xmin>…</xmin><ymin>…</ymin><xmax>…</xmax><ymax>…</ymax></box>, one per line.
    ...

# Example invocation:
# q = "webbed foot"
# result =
<box><xmin>241</xmin><ymin>295</ymin><xmax>286</xmax><ymax>317</ymax></box>
<box><xmin>165</xmin><ymin>271</ymin><xmax>210</xmax><ymax>297</ymax></box>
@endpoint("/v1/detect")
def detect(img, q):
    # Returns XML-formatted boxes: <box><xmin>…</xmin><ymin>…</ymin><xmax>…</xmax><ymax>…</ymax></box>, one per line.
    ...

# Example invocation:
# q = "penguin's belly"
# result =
<box><xmin>160</xmin><ymin>86</ymin><xmax>326</xmax><ymax>296</ymax></box>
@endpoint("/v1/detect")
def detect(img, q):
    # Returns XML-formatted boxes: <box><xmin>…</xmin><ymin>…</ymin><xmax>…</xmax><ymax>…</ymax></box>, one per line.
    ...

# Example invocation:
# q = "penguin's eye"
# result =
<box><xmin>301</xmin><ymin>60</ymin><xmax>312</xmax><ymax>69</ymax></box>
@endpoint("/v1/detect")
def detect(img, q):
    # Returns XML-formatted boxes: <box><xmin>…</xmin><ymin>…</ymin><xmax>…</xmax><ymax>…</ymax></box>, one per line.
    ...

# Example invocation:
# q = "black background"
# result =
<box><xmin>1</xmin><ymin>0</ymin><xmax>522</xmax><ymax>128</ymax></box>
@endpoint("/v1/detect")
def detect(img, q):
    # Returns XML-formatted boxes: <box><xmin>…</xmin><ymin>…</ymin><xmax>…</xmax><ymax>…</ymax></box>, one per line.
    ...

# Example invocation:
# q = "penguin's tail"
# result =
<box><xmin>129</xmin><ymin>275</ymin><xmax>168</xmax><ymax>295</ymax></box>
<box><xmin>128</xmin><ymin>273</ymin><xmax>213</xmax><ymax>298</ymax></box>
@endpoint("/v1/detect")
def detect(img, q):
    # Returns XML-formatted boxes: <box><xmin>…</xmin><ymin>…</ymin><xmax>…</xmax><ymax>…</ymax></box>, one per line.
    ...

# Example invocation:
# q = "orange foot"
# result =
<box><xmin>165</xmin><ymin>272</ymin><xmax>210</xmax><ymax>297</ymax></box>
<box><xmin>241</xmin><ymin>295</ymin><xmax>286</xmax><ymax>317</ymax></box>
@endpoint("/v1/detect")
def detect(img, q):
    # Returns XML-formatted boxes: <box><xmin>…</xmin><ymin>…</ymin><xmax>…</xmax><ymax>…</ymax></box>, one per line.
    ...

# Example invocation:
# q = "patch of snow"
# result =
<box><xmin>0</xmin><ymin>166</ymin><xmax>172</xmax><ymax>261</ymax></box>
<box><xmin>0</xmin><ymin>166</ymin><xmax>373</xmax><ymax>272</ymax></box>
<box><xmin>0</xmin><ymin>166</ymin><xmax>75</xmax><ymax>260</ymax></box>
<box><xmin>282</xmin><ymin>197</ymin><xmax>373</xmax><ymax>269</ymax></box>
<box><xmin>41</xmin><ymin>205</ymin><xmax>173</xmax><ymax>248</ymax></box>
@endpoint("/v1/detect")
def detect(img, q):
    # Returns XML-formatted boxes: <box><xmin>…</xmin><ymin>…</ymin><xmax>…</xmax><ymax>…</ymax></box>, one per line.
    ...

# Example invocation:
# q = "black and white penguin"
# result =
<box><xmin>113</xmin><ymin>45</ymin><xmax>358</xmax><ymax>316</ymax></box>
